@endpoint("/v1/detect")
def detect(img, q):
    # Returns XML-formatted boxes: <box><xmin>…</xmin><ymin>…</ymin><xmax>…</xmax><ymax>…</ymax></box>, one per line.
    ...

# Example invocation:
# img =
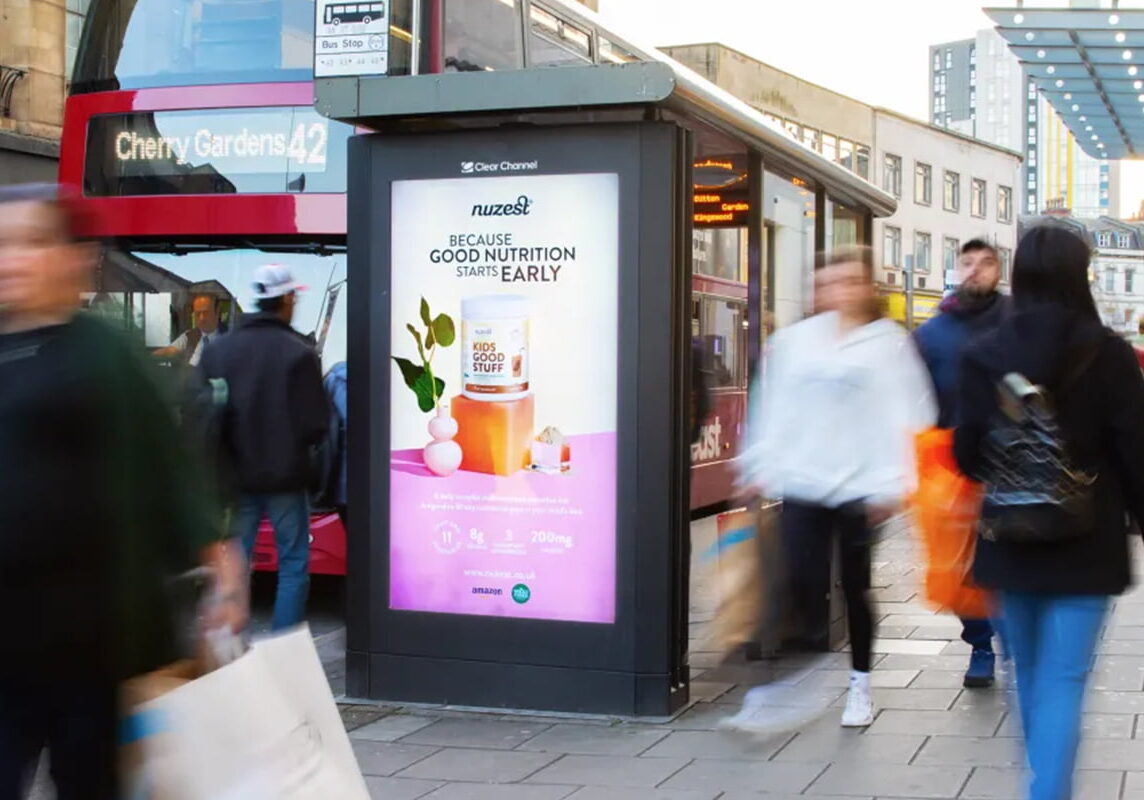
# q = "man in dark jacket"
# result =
<box><xmin>913</xmin><ymin>239</ymin><xmax>1008</xmax><ymax>689</ymax></box>
<box><xmin>200</xmin><ymin>265</ymin><xmax>329</xmax><ymax>629</ymax></box>
<box><xmin>0</xmin><ymin>184</ymin><xmax>245</xmax><ymax>799</ymax></box>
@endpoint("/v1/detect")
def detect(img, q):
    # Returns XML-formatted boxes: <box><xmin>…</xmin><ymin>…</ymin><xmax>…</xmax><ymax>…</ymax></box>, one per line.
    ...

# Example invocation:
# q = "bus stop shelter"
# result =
<box><xmin>315</xmin><ymin>0</ymin><xmax>894</xmax><ymax>718</ymax></box>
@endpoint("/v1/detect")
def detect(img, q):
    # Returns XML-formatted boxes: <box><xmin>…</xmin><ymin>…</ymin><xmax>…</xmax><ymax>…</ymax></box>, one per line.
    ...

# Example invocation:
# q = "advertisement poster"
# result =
<box><xmin>388</xmin><ymin>171</ymin><xmax>619</xmax><ymax>623</ymax></box>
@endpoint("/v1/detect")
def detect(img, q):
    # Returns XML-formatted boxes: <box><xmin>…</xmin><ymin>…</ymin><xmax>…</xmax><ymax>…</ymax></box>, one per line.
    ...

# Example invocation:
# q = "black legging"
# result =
<box><xmin>781</xmin><ymin>499</ymin><xmax>875</xmax><ymax>672</ymax></box>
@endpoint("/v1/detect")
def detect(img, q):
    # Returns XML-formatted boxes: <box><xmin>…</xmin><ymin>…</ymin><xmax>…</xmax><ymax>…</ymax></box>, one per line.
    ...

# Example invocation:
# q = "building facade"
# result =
<box><xmin>664</xmin><ymin>43</ymin><xmax>874</xmax><ymax>183</ymax></box>
<box><xmin>874</xmin><ymin>109</ymin><xmax>1022</xmax><ymax>324</ymax></box>
<box><xmin>0</xmin><ymin>0</ymin><xmax>81</xmax><ymax>183</ymax></box>
<box><xmin>931</xmin><ymin>28</ymin><xmax>1111</xmax><ymax>219</ymax></box>
<box><xmin>1024</xmin><ymin>215</ymin><xmax>1144</xmax><ymax>335</ymax></box>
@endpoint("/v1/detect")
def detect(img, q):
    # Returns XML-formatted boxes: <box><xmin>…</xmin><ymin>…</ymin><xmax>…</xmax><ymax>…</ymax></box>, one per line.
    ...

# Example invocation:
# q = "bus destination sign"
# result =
<box><xmin>84</xmin><ymin>107</ymin><xmax>351</xmax><ymax>197</ymax></box>
<box><xmin>314</xmin><ymin>0</ymin><xmax>389</xmax><ymax>78</ymax></box>
<box><xmin>693</xmin><ymin>189</ymin><xmax>750</xmax><ymax>228</ymax></box>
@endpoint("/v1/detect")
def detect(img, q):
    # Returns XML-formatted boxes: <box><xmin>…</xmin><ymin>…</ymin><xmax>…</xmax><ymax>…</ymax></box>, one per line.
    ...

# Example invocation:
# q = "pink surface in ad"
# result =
<box><xmin>389</xmin><ymin>432</ymin><xmax>617</xmax><ymax>623</ymax></box>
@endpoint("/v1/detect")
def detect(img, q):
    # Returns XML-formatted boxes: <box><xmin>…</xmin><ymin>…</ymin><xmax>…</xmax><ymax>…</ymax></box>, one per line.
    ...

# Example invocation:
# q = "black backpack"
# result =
<box><xmin>977</xmin><ymin>346</ymin><xmax>1100</xmax><ymax>544</ymax></box>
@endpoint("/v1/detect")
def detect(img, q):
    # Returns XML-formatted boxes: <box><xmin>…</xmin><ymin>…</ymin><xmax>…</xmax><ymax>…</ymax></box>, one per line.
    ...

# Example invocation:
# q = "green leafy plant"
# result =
<box><xmin>393</xmin><ymin>297</ymin><xmax>456</xmax><ymax>413</ymax></box>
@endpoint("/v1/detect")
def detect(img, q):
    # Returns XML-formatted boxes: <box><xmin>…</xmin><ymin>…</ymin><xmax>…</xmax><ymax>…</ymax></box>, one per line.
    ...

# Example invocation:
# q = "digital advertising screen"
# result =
<box><xmin>387</xmin><ymin>170</ymin><xmax>620</xmax><ymax>624</ymax></box>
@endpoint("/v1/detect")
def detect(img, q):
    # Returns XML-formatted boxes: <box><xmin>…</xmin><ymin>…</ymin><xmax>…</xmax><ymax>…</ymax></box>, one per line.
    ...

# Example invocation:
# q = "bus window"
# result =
<box><xmin>599</xmin><ymin>37</ymin><xmax>637</xmax><ymax>65</ymax></box>
<box><xmin>443</xmin><ymin>0</ymin><xmax>525</xmax><ymax>73</ymax></box>
<box><xmin>529</xmin><ymin>5</ymin><xmax>592</xmax><ymax>67</ymax></box>
<box><xmin>93</xmin><ymin>247</ymin><xmax>348</xmax><ymax>373</ymax></box>
<box><xmin>693</xmin><ymin>228</ymin><xmax>747</xmax><ymax>283</ymax></box>
<box><xmin>74</xmin><ymin>0</ymin><xmax>318</xmax><ymax>91</ymax></box>
<box><xmin>697</xmin><ymin>296</ymin><xmax>747</xmax><ymax>389</ymax></box>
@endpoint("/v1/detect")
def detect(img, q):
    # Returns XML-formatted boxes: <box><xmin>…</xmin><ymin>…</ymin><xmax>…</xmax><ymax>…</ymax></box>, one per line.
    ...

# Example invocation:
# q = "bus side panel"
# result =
<box><xmin>252</xmin><ymin>512</ymin><xmax>347</xmax><ymax>575</ymax></box>
<box><xmin>690</xmin><ymin>388</ymin><xmax>746</xmax><ymax>511</ymax></box>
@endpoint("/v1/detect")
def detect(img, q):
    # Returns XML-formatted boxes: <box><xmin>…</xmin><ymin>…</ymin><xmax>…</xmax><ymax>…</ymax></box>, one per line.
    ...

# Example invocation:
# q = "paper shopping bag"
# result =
<box><xmin>127</xmin><ymin>625</ymin><xmax>369</xmax><ymax>800</ymax></box>
<box><xmin>911</xmin><ymin>428</ymin><xmax>992</xmax><ymax>619</ymax></box>
<box><xmin>704</xmin><ymin>502</ymin><xmax>780</xmax><ymax>657</ymax></box>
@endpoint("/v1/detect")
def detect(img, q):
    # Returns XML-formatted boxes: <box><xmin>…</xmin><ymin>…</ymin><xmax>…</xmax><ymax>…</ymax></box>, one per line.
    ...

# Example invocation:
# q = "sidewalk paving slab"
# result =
<box><xmin>396</xmin><ymin>748</ymin><xmax>562</xmax><ymax>783</ymax></box>
<box><xmin>398</xmin><ymin>718</ymin><xmax>553</xmax><ymax>750</ymax></box>
<box><xmin>523</xmin><ymin>754</ymin><xmax>692</xmax><ymax>788</ymax></box>
<box><xmin>364</xmin><ymin>776</ymin><xmax>444</xmax><ymax>800</ymax></box>
<box><xmin>658</xmin><ymin>759</ymin><xmax>828</xmax><ymax>794</ymax></box>
<box><xmin>808</xmin><ymin>762</ymin><xmax>972</xmax><ymax>799</ymax></box>
<box><xmin>960</xmin><ymin>767</ymin><xmax>1124</xmax><ymax>800</ymax></box>
<box><xmin>515</xmin><ymin>723</ymin><xmax>671</xmax><ymax>756</ymax></box>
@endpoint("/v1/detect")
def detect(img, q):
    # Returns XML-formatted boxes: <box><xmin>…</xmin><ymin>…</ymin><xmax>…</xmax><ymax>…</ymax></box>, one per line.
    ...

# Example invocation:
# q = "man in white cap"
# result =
<box><xmin>198</xmin><ymin>265</ymin><xmax>329</xmax><ymax>629</ymax></box>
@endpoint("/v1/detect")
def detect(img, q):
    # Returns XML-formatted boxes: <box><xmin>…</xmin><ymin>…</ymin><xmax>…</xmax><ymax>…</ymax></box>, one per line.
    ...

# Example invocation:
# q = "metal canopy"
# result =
<box><xmin>986</xmin><ymin>6</ymin><xmax>1144</xmax><ymax>159</ymax></box>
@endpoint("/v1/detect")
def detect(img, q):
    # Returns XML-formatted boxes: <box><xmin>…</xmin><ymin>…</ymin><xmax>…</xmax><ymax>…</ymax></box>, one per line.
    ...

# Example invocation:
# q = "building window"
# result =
<box><xmin>855</xmin><ymin>145</ymin><xmax>870</xmax><ymax>180</ymax></box>
<box><xmin>971</xmin><ymin>178</ymin><xmax>987</xmax><ymax>218</ymax></box>
<box><xmin>1128</xmin><ymin>269</ymin><xmax>1136</xmax><ymax>294</ymax></box>
<box><xmin>998</xmin><ymin>186</ymin><xmax>1013</xmax><ymax>223</ymax></box>
<box><xmin>1106</xmin><ymin>268</ymin><xmax>1116</xmax><ymax>293</ymax></box>
<box><xmin>944</xmin><ymin>237</ymin><xmax>960</xmax><ymax>274</ymax></box>
<box><xmin>915</xmin><ymin>231</ymin><xmax>933</xmax><ymax>274</ymax></box>
<box><xmin>885</xmin><ymin>271</ymin><xmax>897</xmax><ymax>286</ymax></box>
<box><xmin>918</xmin><ymin>276</ymin><xmax>928</xmax><ymax>290</ymax></box>
<box><xmin>944</xmin><ymin>170</ymin><xmax>961</xmax><ymax>213</ymax></box>
<box><xmin>933</xmin><ymin>52</ymin><xmax>941</xmax><ymax>72</ymax></box>
<box><xmin>1118</xmin><ymin>233</ymin><xmax>1132</xmax><ymax>249</ymax></box>
<box><xmin>1098</xmin><ymin>232</ymin><xmax>1113</xmax><ymax>248</ymax></box>
<box><xmin>915</xmin><ymin>162</ymin><xmax>932</xmax><ymax>206</ymax></box>
<box><xmin>999</xmin><ymin>247</ymin><xmax>1012</xmax><ymax>283</ymax></box>
<box><xmin>65</xmin><ymin>0</ymin><xmax>91</xmax><ymax>81</ymax></box>
<box><xmin>822</xmin><ymin>134</ymin><xmax>838</xmax><ymax>163</ymax></box>
<box><xmin>839</xmin><ymin>139</ymin><xmax>854</xmax><ymax>172</ymax></box>
<box><xmin>801</xmin><ymin>127</ymin><xmax>820</xmax><ymax>152</ymax></box>
<box><xmin>883</xmin><ymin>226</ymin><xmax>902</xmax><ymax>268</ymax></box>
<box><xmin>945</xmin><ymin>49</ymin><xmax>953</xmax><ymax>68</ymax></box>
<box><xmin>883</xmin><ymin>154</ymin><xmax>902</xmax><ymax>199</ymax></box>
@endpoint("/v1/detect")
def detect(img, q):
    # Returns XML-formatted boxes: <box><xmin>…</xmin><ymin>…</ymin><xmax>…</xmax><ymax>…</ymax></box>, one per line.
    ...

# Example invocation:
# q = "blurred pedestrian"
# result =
<box><xmin>740</xmin><ymin>245</ymin><xmax>935</xmax><ymax>727</ymax></box>
<box><xmin>199</xmin><ymin>265</ymin><xmax>329</xmax><ymax>630</ymax></box>
<box><xmin>953</xmin><ymin>225</ymin><xmax>1144</xmax><ymax>800</ymax></box>
<box><xmin>913</xmin><ymin>239</ymin><xmax>1009</xmax><ymax>688</ymax></box>
<box><xmin>0</xmin><ymin>183</ymin><xmax>246</xmax><ymax>799</ymax></box>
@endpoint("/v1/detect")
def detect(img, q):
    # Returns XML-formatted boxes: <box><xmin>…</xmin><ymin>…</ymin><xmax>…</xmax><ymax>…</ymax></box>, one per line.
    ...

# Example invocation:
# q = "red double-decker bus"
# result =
<box><xmin>61</xmin><ymin>0</ymin><xmax>864</xmax><ymax>574</ymax></box>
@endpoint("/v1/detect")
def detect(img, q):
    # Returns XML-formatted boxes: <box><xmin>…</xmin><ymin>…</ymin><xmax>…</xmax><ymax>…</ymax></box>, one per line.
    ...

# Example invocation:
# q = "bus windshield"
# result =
<box><xmin>72</xmin><ymin>0</ymin><xmax>317</xmax><ymax>92</ymax></box>
<box><xmin>92</xmin><ymin>246</ymin><xmax>348</xmax><ymax>373</ymax></box>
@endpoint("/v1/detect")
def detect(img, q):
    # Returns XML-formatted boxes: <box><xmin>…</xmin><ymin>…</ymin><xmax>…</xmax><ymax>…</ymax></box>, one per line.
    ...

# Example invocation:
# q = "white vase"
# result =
<box><xmin>424</xmin><ymin>405</ymin><xmax>462</xmax><ymax>476</ymax></box>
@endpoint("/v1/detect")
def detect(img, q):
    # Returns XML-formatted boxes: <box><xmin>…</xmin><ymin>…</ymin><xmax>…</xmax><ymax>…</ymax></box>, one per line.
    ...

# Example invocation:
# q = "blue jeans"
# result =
<box><xmin>231</xmin><ymin>492</ymin><xmax>311</xmax><ymax>630</ymax></box>
<box><xmin>1002</xmin><ymin>592</ymin><xmax>1109</xmax><ymax>800</ymax></box>
<box><xmin>961</xmin><ymin>617</ymin><xmax>996</xmax><ymax>650</ymax></box>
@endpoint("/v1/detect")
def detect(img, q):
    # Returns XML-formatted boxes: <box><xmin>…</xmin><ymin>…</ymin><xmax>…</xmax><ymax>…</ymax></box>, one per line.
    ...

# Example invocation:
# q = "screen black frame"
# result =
<box><xmin>346</xmin><ymin>121</ymin><xmax>690</xmax><ymax>715</ymax></box>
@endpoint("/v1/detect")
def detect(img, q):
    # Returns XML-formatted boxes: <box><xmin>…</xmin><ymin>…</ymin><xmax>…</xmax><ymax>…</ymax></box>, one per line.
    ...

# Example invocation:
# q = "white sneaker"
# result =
<box><xmin>841</xmin><ymin>683</ymin><xmax>875</xmax><ymax>727</ymax></box>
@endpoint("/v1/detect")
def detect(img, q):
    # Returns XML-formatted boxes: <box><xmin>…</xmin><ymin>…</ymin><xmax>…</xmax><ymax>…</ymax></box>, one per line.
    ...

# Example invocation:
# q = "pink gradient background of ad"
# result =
<box><xmin>389</xmin><ymin>432</ymin><xmax>617</xmax><ymax>623</ymax></box>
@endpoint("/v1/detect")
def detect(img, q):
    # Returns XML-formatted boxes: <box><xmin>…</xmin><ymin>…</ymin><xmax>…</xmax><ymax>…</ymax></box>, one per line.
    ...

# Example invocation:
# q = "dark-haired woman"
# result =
<box><xmin>0</xmin><ymin>184</ymin><xmax>246</xmax><ymax>798</ymax></box>
<box><xmin>740</xmin><ymin>246</ymin><xmax>936</xmax><ymax>727</ymax></box>
<box><xmin>954</xmin><ymin>225</ymin><xmax>1144</xmax><ymax>800</ymax></box>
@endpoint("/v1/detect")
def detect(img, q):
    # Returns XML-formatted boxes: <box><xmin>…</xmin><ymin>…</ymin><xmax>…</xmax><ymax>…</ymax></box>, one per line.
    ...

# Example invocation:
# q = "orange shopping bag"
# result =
<box><xmin>911</xmin><ymin>428</ymin><xmax>992</xmax><ymax>619</ymax></box>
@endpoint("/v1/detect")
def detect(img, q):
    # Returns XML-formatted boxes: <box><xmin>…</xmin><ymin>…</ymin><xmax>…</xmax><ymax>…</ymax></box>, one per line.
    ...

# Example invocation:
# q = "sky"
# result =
<box><xmin>595</xmin><ymin>0</ymin><xmax>997</xmax><ymax>120</ymax></box>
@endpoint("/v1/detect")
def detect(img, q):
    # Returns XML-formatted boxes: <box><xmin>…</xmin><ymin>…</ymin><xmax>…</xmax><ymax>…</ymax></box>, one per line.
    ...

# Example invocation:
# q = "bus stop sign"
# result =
<box><xmin>314</xmin><ymin>0</ymin><xmax>389</xmax><ymax>78</ymax></box>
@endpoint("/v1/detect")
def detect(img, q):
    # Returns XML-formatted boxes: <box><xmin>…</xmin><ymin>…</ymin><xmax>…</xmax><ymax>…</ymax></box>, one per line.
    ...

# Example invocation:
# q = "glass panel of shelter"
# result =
<box><xmin>691</xmin><ymin>125</ymin><xmax>752</xmax><ymax>391</ymax></box>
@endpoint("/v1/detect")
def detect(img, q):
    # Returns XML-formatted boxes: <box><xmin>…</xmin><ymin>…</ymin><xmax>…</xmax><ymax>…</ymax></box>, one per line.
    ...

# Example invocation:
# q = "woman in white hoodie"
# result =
<box><xmin>740</xmin><ymin>246</ymin><xmax>936</xmax><ymax>727</ymax></box>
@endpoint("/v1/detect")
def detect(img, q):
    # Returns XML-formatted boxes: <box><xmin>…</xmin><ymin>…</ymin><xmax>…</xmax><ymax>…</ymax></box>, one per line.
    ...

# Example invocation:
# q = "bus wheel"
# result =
<box><xmin>362</xmin><ymin>15</ymin><xmax>371</xmax><ymax>23</ymax></box>
<box><xmin>333</xmin><ymin>17</ymin><xmax>340</xmax><ymax>24</ymax></box>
